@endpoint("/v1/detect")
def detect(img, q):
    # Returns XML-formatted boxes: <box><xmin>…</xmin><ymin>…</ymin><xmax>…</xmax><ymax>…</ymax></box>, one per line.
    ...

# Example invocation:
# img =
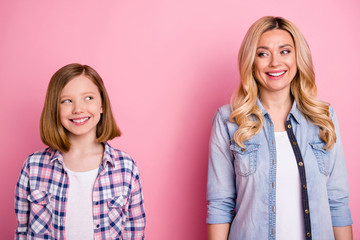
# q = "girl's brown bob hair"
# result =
<box><xmin>40</xmin><ymin>63</ymin><xmax>121</xmax><ymax>152</ymax></box>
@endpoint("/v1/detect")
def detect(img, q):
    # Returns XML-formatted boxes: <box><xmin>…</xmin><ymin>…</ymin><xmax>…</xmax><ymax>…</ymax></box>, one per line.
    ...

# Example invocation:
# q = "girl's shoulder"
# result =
<box><xmin>20</xmin><ymin>147</ymin><xmax>61</xmax><ymax>176</ymax></box>
<box><xmin>104</xmin><ymin>143</ymin><xmax>140</xmax><ymax>173</ymax></box>
<box><xmin>25</xmin><ymin>147</ymin><xmax>59</xmax><ymax>165</ymax></box>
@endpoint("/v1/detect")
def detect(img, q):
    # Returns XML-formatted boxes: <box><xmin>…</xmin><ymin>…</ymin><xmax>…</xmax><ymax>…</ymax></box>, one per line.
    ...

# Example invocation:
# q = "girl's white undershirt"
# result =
<box><xmin>64</xmin><ymin>166</ymin><xmax>99</xmax><ymax>240</ymax></box>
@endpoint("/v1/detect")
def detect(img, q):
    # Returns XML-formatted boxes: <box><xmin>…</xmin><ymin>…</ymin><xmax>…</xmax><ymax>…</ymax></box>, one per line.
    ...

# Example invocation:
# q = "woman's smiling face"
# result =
<box><xmin>254</xmin><ymin>29</ymin><xmax>297</xmax><ymax>98</ymax></box>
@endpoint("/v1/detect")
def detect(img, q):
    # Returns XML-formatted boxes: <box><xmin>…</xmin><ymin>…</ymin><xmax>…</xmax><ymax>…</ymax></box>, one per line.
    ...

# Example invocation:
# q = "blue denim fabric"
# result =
<box><xmin>207</xmin><ymin>100</ymin><xmax>352</xmax><ymax>240</ymax></box>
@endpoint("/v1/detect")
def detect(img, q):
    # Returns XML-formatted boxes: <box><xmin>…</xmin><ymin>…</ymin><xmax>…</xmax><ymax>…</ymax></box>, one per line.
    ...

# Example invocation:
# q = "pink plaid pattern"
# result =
<box><xmin>15</xmin><ymin>143</ymin><xmax>145</xmax><ymax>239</ymax></box>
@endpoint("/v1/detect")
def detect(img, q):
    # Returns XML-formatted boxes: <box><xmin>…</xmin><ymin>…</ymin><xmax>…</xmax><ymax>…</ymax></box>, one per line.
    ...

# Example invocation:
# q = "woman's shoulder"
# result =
<box><xmin>328</xmin><ymin>104</ymin><xmax>335</xmax><ymax>117</ymax></box>
<box><xmin>214</xmin><ymin>104</ymin><xmax>232</xmax><ymax>120</ymax></box>
<box><xmin>316</xmin><ymin>99</ymin><xmax>335</xmax><ymax>116</ymax></box>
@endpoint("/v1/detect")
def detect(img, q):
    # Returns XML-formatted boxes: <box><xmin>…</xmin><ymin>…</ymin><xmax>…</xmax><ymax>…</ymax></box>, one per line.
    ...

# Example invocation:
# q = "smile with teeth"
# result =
<box><xmin>266</xmin><ymin>71</ymin><xmax>286</xmax><ymax>77</ymax></box>
<box><xmin>71</xmin><ymin>117</ymin><xmax>90</xmax><ymax>123</ymax></box>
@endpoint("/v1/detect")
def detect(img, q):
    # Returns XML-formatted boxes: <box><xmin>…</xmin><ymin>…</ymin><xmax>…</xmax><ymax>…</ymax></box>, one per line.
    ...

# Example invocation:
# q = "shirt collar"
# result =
<box><xmin>288</xmin><ymin>100</ymin><xmax>302</xmax><ymax>125</ymax></box>
<box><xmin>49</xmin><ymin>149</ymin><xmax>63</xmax><ymax>164</ymax></box>
<box><xmin>102</xmin><ymin>142</ymin><xmax>115</xmax><ymax>168</ymax></box>
<box><xmin>48</xmin><ymin>142</ymin><xmax>115</xmax><ymax>168</ymax></box>
<box><xmin>256</xmin><ymin>98</ymin><xmax>268</xmax><ymax>116</ymax></box>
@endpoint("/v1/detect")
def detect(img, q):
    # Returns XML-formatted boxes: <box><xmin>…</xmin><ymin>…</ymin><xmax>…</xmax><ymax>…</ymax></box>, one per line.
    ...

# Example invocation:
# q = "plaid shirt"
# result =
<box><xmin>15</xmin><ymin>143</ymin><xmax>145</xmax><ymax>239</ymax></box>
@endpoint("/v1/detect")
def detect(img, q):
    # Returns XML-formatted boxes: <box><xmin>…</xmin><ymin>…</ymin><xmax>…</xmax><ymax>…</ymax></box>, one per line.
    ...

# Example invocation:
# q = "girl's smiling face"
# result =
<box><xmin>254</xmin><ymin>29</ymin><xmax>297</xmax><ymax>98</ymax></box>
<box><xmin>59</xmin><ymin>75</ymin><xmax>103</xmax><ymax>140</ymax></box>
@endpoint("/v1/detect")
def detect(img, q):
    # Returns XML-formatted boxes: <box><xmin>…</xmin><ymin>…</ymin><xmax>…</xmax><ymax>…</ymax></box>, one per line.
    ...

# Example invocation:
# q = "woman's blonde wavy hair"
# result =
<box><xmin>230</xmin><ymin>16</ymin><xmax>336</xmax><ymax>149</ymax></box>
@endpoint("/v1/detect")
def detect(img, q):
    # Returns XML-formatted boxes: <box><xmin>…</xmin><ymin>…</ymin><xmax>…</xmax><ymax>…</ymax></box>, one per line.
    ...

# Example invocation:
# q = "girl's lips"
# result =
<box><xmin>70</xmin><ymin>117</ymin><xmax>90</xmax><ymax>125</ymax></box>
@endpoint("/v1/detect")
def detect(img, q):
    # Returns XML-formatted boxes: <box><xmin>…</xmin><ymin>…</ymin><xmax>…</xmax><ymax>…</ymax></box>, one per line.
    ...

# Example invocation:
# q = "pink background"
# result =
<box><xmin>1</xmin><ymin>0</ymin><xmax>359</xmax><ymax>239</ymax></box>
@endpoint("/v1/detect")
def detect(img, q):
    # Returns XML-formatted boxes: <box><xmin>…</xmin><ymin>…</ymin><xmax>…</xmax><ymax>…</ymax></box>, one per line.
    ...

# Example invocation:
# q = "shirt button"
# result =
<box><xmin>305</xmin><ymin>209</ymin><xmax>309</xmax><ymax>214</ymax></box>
<box><xmin>241</xmin><ymin>148</ymin><xmax>245</xmax><ymax>152</ymax></box>
<box><xmin>298</xmin><ymin>162</ymin><xmax>304</xmax><ymax>167</ymax></box>
<box><xmin>95</xmin><ymin>201</ymin><xmax>99</xmax><ymax>205</ymax></box>
<box><xmin>287</xmin><ymin>124</ymin><xmax>291</xmax><ymax>128</ymax></box>
<box><xmin>306</xmin><ymin>232</ymin><xmax>311</xmax><ymax>237</ymax></box>
<box><xmin>96</xmin><ymin>224</ymin><xmax>100</xmax><ymax>229</ymax></box>
<box><xmin>292</xmin><ymin>141</ymin><xmax>297</xmax><ymax>145</ymax></box>
<box><xmin>272</xmin><ymin>182</ymin><xmax>274</xmax><ymax>188</ymax></box>
<box><xmin>303</xmin><ymin>185</ymin><xmax>307</xmax><ymax>189</ymax></box>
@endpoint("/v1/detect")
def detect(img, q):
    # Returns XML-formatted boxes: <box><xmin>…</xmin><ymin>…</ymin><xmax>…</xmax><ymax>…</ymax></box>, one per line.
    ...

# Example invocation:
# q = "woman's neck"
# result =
<box><xmin>259</xmin><ymin>91</ymin><xmax>293</xmax><ymax>132</ymax></box>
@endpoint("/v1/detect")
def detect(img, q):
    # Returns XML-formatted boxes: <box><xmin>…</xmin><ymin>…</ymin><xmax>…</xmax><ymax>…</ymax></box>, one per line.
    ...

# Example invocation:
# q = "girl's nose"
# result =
<box><xmin>72</xmin><ymin>101</ymin><xmax>84</xmax><ymax>114</ymax></box>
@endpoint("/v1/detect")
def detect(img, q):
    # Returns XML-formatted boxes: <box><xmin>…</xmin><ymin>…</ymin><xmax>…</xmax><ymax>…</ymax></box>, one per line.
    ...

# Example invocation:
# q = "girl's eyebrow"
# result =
<box><xmin>81</xmin><ymin>91</ymin><xmax>97</xmax><ymax>95</ymax></box>
<box><xmin>60</xmin><ymin>91</ymin><xmax>97</xmax><ymax>98</ymax></box>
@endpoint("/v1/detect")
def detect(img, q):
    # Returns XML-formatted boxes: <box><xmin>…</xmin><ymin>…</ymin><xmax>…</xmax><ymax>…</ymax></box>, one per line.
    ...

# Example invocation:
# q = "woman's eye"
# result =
<box><xmin>85</xmin><ymin>96</ymin><xmax>93</xmax><ymax>101</ymax></box>
<box><xmin>281</xmin><ymin>50</ymin><xmax>290</xmax><ymax>54</ymax></box>
<box><xmin>61</xmin><ymin>99</ymin><xmax>71</xmax><ymax>104</ymax></box>
<box><xmin>257</xmin><ymin>52</ymin><xmax>268</xmax><ymax>57</ymax></box>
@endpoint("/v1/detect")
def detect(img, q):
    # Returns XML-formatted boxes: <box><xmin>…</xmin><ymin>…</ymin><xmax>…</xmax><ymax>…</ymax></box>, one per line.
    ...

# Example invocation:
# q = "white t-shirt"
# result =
<box><xmin>64</xmin><ymin>166</ymin><xmax>99</xmax><ymax>240</ymax></box>
<box><xmin>275</xmin><ymin>131</ymin><xmax>305</xmax><ymax>240</ymax></box>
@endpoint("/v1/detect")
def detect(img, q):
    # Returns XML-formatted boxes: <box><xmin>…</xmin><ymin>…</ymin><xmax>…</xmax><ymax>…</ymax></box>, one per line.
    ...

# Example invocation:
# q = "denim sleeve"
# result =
<box><xmin>207</xmin><ymin>109</ymin><xmax>236</xmax><ymax>224</ymax></box>
<box><xmin>327</xmin><ymin>107</ymin><xmax>353</xmax><ymax>227</ymax></box>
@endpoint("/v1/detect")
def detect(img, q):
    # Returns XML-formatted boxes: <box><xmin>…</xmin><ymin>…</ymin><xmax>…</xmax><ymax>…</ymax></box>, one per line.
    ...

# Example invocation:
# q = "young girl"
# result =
<box><xmin>15</xmin><ymin>63</ymin><xmax>145</xmax><ymax>239</ymax></box>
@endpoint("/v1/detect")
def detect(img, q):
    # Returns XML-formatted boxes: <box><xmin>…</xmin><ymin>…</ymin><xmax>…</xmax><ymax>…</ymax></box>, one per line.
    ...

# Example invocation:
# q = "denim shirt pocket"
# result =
<box><xmin>108</xmin><ymin>195</ymin><xmax>129</xmax><ymax>238</ymax></box>
<box><xmin>27</xmin><ymin>189</ymin><xmax>53</xmax><ymax>235</ymax></box>
<box><xmin>309</xmin><ymin>142</ymin><xmax>330</xmax><ymax>176</ymax></box>
<box><xmin>230</xmin><ymin>143</ymin><xmax>260</xmax><ymax>177</ymax></box>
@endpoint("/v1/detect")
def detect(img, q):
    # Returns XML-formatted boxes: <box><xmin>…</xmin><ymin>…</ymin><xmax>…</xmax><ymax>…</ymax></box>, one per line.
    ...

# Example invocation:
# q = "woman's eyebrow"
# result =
<box><xmin>257</xmin><ymin>44</ymin><xmax>294</xmax><ymax>50</ymax></box>
<box><xmin>279</xmin><ymin>44</ymin><xmax>294</xmax><ymax>48</ymax></box>
<box><xmin>257</xmin><ymin>46</ymin><xmax>269</xmax><ymax>50</ymax></box>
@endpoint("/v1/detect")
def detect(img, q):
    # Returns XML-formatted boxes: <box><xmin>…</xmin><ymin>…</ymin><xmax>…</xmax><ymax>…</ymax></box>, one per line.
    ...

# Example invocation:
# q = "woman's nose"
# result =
<box><xmin>269</xmin><ymin>54</ymin><xmax>281</xmax><ymax>67</ymax></box>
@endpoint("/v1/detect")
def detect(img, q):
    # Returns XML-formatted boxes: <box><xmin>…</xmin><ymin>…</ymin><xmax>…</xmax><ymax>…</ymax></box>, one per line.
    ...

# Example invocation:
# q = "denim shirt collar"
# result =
<box><xmin>256</xmin><ymin>98</ymin><xmax>303</xmax><ymax>125</ymax></box>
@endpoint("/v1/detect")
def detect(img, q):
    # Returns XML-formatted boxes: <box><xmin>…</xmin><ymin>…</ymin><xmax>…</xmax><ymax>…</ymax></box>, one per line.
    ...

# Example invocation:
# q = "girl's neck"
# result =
<box><xmin>67</xmin><ymin>131</ymin><xmax>100</xmax><ymax>152</ymax></box>
<box><xmin>63</xmin><ymin>133</ymin><xmax>104</xmax><ymax>172</ymax></box>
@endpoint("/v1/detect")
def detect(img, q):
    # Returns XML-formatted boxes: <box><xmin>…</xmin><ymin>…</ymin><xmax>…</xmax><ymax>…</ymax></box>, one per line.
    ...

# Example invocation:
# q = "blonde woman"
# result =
<box><xmin>207</xmin><ymin>17</ymin><xmax>353</xmax><ymax>240</ymax></box>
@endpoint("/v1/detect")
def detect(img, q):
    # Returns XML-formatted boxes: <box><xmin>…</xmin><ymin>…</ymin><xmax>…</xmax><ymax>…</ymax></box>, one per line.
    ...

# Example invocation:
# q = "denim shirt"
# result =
<box><xmin>207</xmin><ymin>100</ymin><xmax>352</xmax><ymax>240</ymax></box>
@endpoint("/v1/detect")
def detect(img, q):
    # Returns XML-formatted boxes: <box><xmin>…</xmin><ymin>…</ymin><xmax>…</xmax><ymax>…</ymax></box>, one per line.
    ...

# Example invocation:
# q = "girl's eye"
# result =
<box><xmin>61</xmin><ymin>99</ymin><xmax>71</xmax><ymax>104</ymax></box>
<box><xmin>85</xmin><ymin>96</ymin><xmax>93</xmax><ymax>101</ymax></box>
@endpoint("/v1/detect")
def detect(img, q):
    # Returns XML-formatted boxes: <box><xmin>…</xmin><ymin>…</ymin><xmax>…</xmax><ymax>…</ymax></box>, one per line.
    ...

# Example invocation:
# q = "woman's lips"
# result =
<box><xmin>266</xmin><ymin>70</ymin><xmax>286</xmax><ymax>79</ymax></box>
